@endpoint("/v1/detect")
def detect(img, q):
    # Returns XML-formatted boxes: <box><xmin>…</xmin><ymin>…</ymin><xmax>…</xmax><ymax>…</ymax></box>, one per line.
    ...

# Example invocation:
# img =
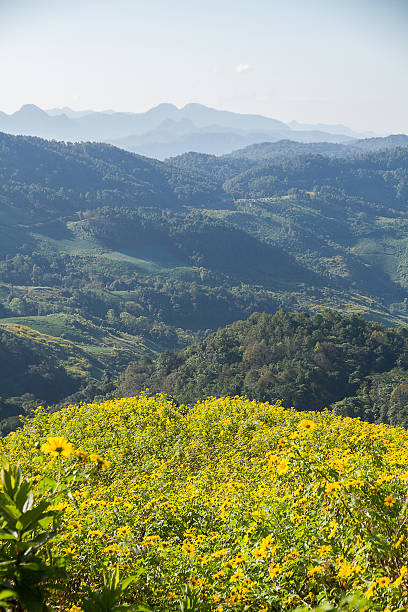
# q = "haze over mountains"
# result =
<box><xmin>0</xmin><ymin>102</ymin><xmax>378</xmax><ymax>159</ymax></box>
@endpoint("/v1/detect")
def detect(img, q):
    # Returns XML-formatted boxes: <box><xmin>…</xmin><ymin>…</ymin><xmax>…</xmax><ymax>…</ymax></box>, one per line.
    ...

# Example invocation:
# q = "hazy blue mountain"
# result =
<box><xmin>46</xmin><ymin>107</ymin><xmax>102</xmax><ymax>118</ymax></box>
<box><xmin>289</xmin><ymin>120</ymin><xmax>375</xmax><ymax>138</ymax></box>
<box><xmin>112</xmin><ymin>120</ymin><xmax>286</xmax><ymax>158</ymax></box>
<box><xmin>1</xmin><ymin>102</ymin><xmax>289</xmax><ymax>140</ymax></box>
<box><xmin>0</xmin><ymin>103</ymin><xmax>359</xmax><ymax>158</ymax></box>
<box><xmin>0</xmin><ymin>104</ymin><xmax>73</xmax><ymax>139</ymax></box>
<box><xmin>173</xmin><ymin>102</ymin><xmax>289</xmax><ymax>132</ymax></box>
<box><xmin>112</xmin><ymin>123</ymin><xmax>356</xmax><ymax>159</ymax></box>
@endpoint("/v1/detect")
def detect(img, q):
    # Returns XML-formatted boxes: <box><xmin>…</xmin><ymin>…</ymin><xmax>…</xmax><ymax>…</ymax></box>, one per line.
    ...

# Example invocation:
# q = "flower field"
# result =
<box><xmin>1</xmin><ymin>393</ymin><xmax>408</xmax><ymax>610</ymax></box>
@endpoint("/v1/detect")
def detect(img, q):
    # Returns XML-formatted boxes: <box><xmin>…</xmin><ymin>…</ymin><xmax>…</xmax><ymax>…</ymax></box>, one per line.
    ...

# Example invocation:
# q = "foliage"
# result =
<box><xmin>1</xmin><ymin>394</ymin><xmax>408</xmax><ymax>609</ymax></box>
<box><xmin>0</xmin><ymin>464</ymin><xmax>64</xmax><ymax>611</ymax></box>
<box><xmin>81</xmin><ymin>567</ymin><xmax>147</xmax><ymax>612</ymax></box>
<box><xmin>0</xmin><ymin>133</ymin><xmax>225</xmax><ymax>222</ymax></box>
<box><xmin>0</xmin><ymin>321</ymin><xmax>125</xmax><ymax>431</ymax></box>
<box><xmin>118</xmin><ymin>310</ymin><xmax>408</xmax><ymax>426</ymax></box>
<box><xmin>224</xmin><ymin>135</ymin><xmax>408</xmax><ymax>162</ymax></box>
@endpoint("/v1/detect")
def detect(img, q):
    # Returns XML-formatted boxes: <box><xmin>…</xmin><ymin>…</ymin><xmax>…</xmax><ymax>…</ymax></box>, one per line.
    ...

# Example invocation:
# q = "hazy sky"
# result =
<box><xmin>1</xmin><ymin>0</ymin><xmax>407</xmax><ymax>133</ymax></box>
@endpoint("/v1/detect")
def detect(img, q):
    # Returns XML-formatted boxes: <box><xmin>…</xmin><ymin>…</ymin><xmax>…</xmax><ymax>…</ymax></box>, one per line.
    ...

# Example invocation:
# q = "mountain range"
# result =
<box><xmin>0</xmin><ymin>102</ymin><xmax>375</xmax><ymax>159</ymax></box>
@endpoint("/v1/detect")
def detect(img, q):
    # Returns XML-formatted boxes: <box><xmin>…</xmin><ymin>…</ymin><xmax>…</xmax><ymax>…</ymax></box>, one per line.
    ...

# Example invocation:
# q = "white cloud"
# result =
<box><xmin>235</xmin><ymin>63</ymin><xmax>250</xmax><ymax>73</ymax></box>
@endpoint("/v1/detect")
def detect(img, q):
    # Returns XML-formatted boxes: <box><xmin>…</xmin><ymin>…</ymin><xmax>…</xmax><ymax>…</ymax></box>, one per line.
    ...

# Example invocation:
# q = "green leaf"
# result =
<box><xmin>0</xmin><ymin>561</ymin><xmax>17</xmax><ymax>570</ymax></box>
<box><xmin>15</xmin><ymin>480</ymin><xmax>32</xmax><ymax>511</ymax></box>
<box><xmin>0</xmin><ymin>502</ymin><xmax>22</xmax><ymax>523</ymax></box>
<box><xmin>115</xmin><ymin>607</ymin><xmax>152</xmax><ymax>612</ymax></box>
<box><xmin>35</xmin><ymin>477</ymin><xmax>58</xmax><ymax>494</ymax></box>
<box><xmin>21</xmin><ymin>489</ymin><xmax>34</xmax><ymax>514</ymax></box>
<box><xmin>0</xmin><ymin>528</ymin><xmax>18</xmax><ymax>540</ymax></box>
<box><xmin>19</xmin><ymin>501</ymin><xmax>53</xmax><ymax>530</ymax></box>
<box><xmin>22</xmin><ymin>531</ymin><xmax>55</xmax><ymax>552</ymax></box>
<box><xmin>0</xmin><ymin>589</ymin><xmax>17</xmax><ymax>600</ymax></box>
<box><xmin>14</xmin><ymin>583</ymin><xmax>44</xmax><ymax>612</ymax></box>
<box><xmin>120</xmin><ymin>569</ymin><xmax>145</xmax><ymax>590</ymax></box>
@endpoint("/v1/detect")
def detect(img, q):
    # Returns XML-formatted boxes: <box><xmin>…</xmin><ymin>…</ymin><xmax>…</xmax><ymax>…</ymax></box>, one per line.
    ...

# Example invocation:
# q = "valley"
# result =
<box><xmin>0</xmin><ymin>131</ymin><xmax>408</xmax><ymax>431</ymax></box>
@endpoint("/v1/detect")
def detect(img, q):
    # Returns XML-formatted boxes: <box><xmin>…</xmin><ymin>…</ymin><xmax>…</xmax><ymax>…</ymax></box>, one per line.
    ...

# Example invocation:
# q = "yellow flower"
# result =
<box><xmin>75</xmin><ymin>450</ymin><xmax>88</xmax><ymax>462</ymax></box>
<box><xmin>102</xmin><ymin>544</ymin><xmax>123</xmax><ymax>554</ymax></box>
<box><xmin>269</xmin><ymin>562</ymin><xmax>282</xmax><ymax>579</ymax></box>
<box><xmin>88</xmin><ymin>529</ymin><xmax>104</xmax><ymax>538</ymax></box>
<box><xmin>142</xmin><ymin>534</ymin><xmax>161</xmax><ymax>546</ymax></box>
<box><xmin>276</xmin><ymin>458</ymin><xmax>289</xmax><ymax>475</ymax></box>
<box><xmin>316</xmin><ymin>544</ymin><xmax>331</xmax><ymax>556</ymax></box>
<box><xmin>308</xmin><ymin>566</ymin><xmax>324</xmax><ymax>577</ymax></box>
<box><xmin>393</xmin><ymin>565</ymin><xmax>407</xmax><ymax>587</ymax></box>
<box><xmin>384</xmin><ymin>495</ymin><xmax>395</xmax><ymax>508</ymax></box>
<box><xmin>394</xmin><ymin>534</ymin><xmax>404</xmax><ymax>548</ymax></box>
<box><xmin>89</xmin><ymin>454</ymin><xmax>111</xmax><ymax>470</ymax></box>
<box><xmin>328</xmin><ymin>519</ymin><xmax>338</xmax><ymax>539</ymax></box>
<box><xmin>298</xmin><ymin>419</ymin><xmax>317</xmax><ymax>433</ymax></box>
<box><xmin>182</xmin><ymin>541</ymin><xmax>196</xmax><ymax>557</ymax></box>
<box><xmin>337</xmin><ymin>561</ymin><xmax>362</xmax><ymax>580</ymax></box>
<box><xmin>49</xmin><ymin>502</ymin><xmax>68</xmax><ymax>512</ymax></box>
<box><xmin>325</xmin><ymin>482</ymin><xmax>342</xmax><ymax>494</ymax></box>
<box><xmin>40</xmin><ymin>436</ymin><xmax>75</xmax><ymax>457</ymax></box>
<box><xmin>230</xmin><ymin>569</ymin><xmax>245</xmax><ymax>582</ymax></box>
<box><xmin>376</xmin><ymin>576</ymin><xmax>390</xmax><ymax>588</ymax></box>
<box><xmin>364</xmin><ymin>581</ymin><xmax>376</xmax><ymax>600</ymax></box>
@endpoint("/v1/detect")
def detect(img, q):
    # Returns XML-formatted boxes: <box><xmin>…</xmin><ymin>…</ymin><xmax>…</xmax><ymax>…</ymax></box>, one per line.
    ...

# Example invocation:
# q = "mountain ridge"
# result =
<box><xmin>224</xmin><ymin>134</ymin><xmax>408</xmax><ymax>161</ymax></box>
<box><xmin>1</xmin><ymin>131</ymin><xmax>408</xmax><ymax>429</ymax></box>
<box><xmin>0</xmin><ymin>102</ymin><xmax>370</xmax><ymax>158</ymax></box>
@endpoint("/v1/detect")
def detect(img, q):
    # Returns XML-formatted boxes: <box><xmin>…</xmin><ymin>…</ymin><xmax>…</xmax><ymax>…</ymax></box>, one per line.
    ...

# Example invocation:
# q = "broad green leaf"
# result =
<box><xmin>35</xmin><ymin>478</ymin><xmax>58</xmax><ymax>495</ymax></box>
<box><xmin>19</xmin><ymin>501</ymin><xmax>52</xmax><ymax>530</ymax></box>
<box><xmin>0</xmin><ymin>589</ymin><xmax>17</xmax><ymax>600</ymax></box>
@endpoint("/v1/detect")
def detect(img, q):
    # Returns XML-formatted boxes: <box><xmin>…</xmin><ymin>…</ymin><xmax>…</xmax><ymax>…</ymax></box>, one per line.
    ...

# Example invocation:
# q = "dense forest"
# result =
<box><xmin>118</xmin><ymin>310</ymin><xmax>408</xmax><ymax>427</ymax></box>
<box><xmin>225</xmin><ymin>134</ymin><xmax>408</xmax><ymax>161</ymax></box>
<box><xmin>1</xmin><ymin>131</ymin><xmax>408</xmax><ymax>429</ymax></box>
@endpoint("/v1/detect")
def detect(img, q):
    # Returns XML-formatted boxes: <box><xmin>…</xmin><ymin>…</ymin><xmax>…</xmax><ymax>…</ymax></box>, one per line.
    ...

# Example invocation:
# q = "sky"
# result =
<box><xmin>0</xmin><ymin>0</ymin><xmax>407</xmax><ymax>134</ymax></box>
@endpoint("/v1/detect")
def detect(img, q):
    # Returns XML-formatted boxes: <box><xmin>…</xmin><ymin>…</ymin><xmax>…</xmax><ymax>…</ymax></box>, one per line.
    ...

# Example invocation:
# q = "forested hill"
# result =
<box><xmin>224</xmin><ymin>134</ymin><xmax>408</xmax><ymax>161</ymax></box>
<box><xmin>2</xmin><ymin>131</ymin><xmax>407</xmax><ymax>224</ymax></box>
<box><xmin>0</xmin><ymin>132</ymin><xmax>229</xmax><ymax>222</ymax></box>
<box><xmin>1</xmin><ymin>132</ymin><xmax>408</xmax><ymax>430</ymax></box>
<box><xmin>2</xmin><ymin>132</ymin><xmax>407</xmax><ymax>225</ymax></box>
<box><xmin>119</xmin><ymin>310</ymin><xmax>408</xmax><ymax>427</ymax></box>
<box><xmin>168</xmin><ymin>145</ymin><xmax>408</xmax><ymax>207</ymax></box>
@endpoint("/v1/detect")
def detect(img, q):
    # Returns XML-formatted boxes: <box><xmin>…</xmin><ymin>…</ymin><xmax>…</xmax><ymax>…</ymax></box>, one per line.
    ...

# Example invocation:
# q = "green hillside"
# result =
<box><xmin>224</xmin><ymin>134</ymin><xmax>408</xmax><ymax>161</ymax></box>
<box><xmin>119</xmin><ymin>310</ymin><xmax>408</xmax><ymax>427</ymax></box>
<box><xmin>0</xmin><ymin>313</ymin><xmax>176</xmax><ymax>431</ymax></box>
<box><xmin>0</xmin><ymin>321</ymin><xmax>108</xmax><ymax>430</ymax></box>
<box><xmin>0</xmin><ymin>132</ymin><xmax>228</xmax><ymax>225</ymax></box>
<box><xmin>1</xmin><ymin>132</ymin><xmax>408</xmax><ymax>427</ymax></box>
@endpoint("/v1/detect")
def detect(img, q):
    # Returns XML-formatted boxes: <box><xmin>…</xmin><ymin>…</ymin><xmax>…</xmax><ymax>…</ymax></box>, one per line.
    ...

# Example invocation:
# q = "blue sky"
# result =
<box><xmin>0</xmin><ymin>0</ymin><xmax>407</xmax><ymax>133</ymax></box>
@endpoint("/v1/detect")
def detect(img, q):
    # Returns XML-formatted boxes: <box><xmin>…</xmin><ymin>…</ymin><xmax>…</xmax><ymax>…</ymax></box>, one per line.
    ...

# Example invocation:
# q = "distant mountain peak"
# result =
<box><xmin>1</xmin><ymin>101</ymin><xmax>402</xmax><ymax>159</ymax></box>
<box><xmin>181</xmin><ymin>102</ymin><xmax>209</xmax><ymax>110</ymax></box>
<box><xmin>148</xmin><ymin>103</ymin><xmax>179</xmax><ymax>113</ymax></box>
<box><xmin>15</xmin><ymin>104</ymin><xmax>47</xmax><ymax>117</ymax></box>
